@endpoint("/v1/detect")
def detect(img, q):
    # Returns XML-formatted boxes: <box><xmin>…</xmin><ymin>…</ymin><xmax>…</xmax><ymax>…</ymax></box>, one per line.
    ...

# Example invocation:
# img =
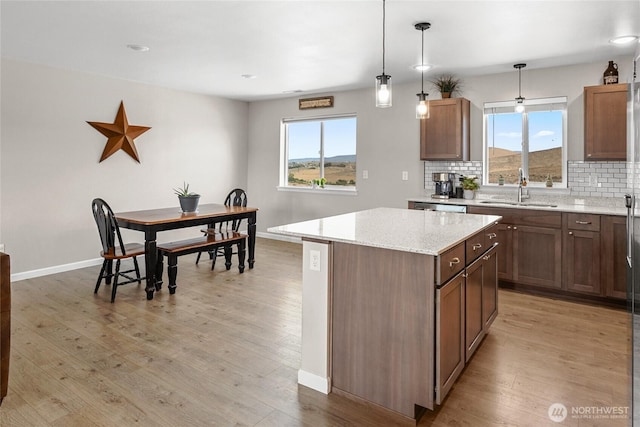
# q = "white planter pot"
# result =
<box><xmin>463</xmin><ymin>189</ymin><xmax>475</xmax><ymax>200</ymax></box>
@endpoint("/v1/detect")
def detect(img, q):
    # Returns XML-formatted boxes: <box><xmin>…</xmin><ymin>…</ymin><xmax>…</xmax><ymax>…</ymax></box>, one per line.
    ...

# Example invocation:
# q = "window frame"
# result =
<box><xmin>279</xmin><ymin>113</ymin><xmax>358</xmax><ymax>193</ymax></box>
<box><xmin>482</xmin><ymin>96</ymin><xmax>568</xmax><ymax>188</ymax></box>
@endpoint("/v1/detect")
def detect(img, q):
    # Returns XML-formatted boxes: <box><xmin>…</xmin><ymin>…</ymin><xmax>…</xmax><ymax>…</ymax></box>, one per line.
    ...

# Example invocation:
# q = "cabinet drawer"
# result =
<box><xmin>566</xmin><ymin>213</ymin><xmax>600</xmax><ymax>232</ymax></box>
<box><xmin>437</xmin><ymin>243</ymin><xmax>465</xmax><ymax>285</ymax></box>
<box><xmin>466</xmin><ymin>230</ymin><xmax>486</xmax><ymax>263</ymax></box>
<box><xmin>484</xmin><ymin>223</ymin><xmax>500</xmax><ymax>249</ymax></box>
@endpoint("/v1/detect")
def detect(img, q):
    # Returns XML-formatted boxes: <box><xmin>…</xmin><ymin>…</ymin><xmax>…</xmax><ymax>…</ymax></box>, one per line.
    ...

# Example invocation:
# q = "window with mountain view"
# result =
<box><xmin>484</xmin><ymin>97</ymin><xmax>567</xmax><ymax>187</ymax></box>
<box><xmin>282</xmin><ymin>115</ymin><xmax>357</xmax><ymax>189</ymax></box>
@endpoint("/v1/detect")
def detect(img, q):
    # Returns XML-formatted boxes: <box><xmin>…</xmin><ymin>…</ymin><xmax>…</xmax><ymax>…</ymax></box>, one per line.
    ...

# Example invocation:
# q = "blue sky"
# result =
<box><xmin>487</xmin><ymin>110</ymin><xmax>562</xmax><ymax>152</ymax></box>
<box><xmin>288</xmin><ymin>117</ymin><xmax>356</xmax><ymax>159</ymax></box>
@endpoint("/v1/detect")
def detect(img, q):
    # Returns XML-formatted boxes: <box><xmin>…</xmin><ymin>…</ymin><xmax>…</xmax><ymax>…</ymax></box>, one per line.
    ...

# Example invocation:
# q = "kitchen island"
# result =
<box><xmin>268</xmin><ymin>207</ymin><xmax>501</xmax><ymax>420</ymax></box>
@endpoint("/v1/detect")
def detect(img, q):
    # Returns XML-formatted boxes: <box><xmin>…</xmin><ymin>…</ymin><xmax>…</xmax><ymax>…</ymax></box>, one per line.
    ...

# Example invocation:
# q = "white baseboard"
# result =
<box><xmin>297</xmin><ymin>369</ymin><xmax>330</xmax><ymax>394</ymax></box>
<box><xmin>11</xmin><ymin>257</ymin><xmax>105</xmax><ymax>282</ymax></box>
<box><xmin>10</xmin><ymin>232</ymin><xmax>296</xmax><ymax>282</ymax></box>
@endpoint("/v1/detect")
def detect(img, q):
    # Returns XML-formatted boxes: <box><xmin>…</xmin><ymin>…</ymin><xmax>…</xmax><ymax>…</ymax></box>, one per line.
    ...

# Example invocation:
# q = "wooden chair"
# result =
<box><xmin>195</xmin><ymin>188</ymin><xmax>248</xmax><ymax>270</ymax></box>
<box><xmin>91</xmin><ymin>198</ymin><xmax>147</xmax><ymax>303</ymax></box>
<box><xmin>0</xmin><ymin>252</ymin><xmax>10</xmax><ymax>405</ymax></box>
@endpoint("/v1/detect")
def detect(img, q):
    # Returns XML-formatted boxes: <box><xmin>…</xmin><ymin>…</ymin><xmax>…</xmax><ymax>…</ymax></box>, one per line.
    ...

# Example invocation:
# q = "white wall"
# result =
<box><xmin>0</xmin><ymin>59</ymin><xmax>249</xmax><ymax>274</ymax></box>
<box><xmin>247</xmin><ymin>57</ymin><xmax>634</xmax><ymax>233</ymax></box>
<box><xmin>1</xmin><ymin>56</ymin><xmax>633</xmax><ymax>274</ymax></box>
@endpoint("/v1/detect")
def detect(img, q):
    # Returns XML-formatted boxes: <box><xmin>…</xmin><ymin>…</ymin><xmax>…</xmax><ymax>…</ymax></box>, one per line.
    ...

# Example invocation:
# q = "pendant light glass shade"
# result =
<box><xmin>415</xmin><ymin>23</ymin><xmax>431</xmax><ymax>119</ymax></box>
<box><xmin>376</xmin><ymin>74</ymin><xmax>392</xmax><ymax>107</ymax></box>
<box><xmin>416</xmin><ymin>92</ymin><xmax>429</xmax><ymax>119</ymax></box>
<box><xmin>514</xmin><ymin>63</ymin><xmax>526</xmax><ymax>113</ymax></box>
<box><xmin>375</xmin><ymin>0</ymin><xmax>392</xmax><ymax>108</ymax></box>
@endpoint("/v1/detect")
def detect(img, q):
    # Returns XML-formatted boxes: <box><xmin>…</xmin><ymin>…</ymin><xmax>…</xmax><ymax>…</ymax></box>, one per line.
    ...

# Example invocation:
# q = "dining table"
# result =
<box><xmin>115</xmin><ymin>203</ymin><xmax>258</xmax><ymax>300</ymax></box>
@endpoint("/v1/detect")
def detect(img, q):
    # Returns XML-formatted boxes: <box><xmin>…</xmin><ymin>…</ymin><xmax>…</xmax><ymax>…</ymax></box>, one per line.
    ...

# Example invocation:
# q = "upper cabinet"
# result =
<box><xmin>584</xmin><ymin>84</ymin><xmax>628</xmax><ymax>161</ymax></box>
<box><xmin>420</xmin><ymin>97</ymin><xmax>470</xmax><ymax>161</ymax></box>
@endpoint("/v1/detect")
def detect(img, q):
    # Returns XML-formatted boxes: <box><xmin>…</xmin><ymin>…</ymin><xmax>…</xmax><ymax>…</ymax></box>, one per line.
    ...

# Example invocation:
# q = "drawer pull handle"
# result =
<box><xmin>473</xmin><ymin>243</ymin><xmax>483</xmax><ymax>251</ymax></box>
<box><xmin>449</xmin><ymin>257</ymin><xmax>461</xmax><ymax>268</ymax></box>
<box><xmin>483</xmin><ymin>255</ymin><xmax>491</xmax><ymax>260</ymax></box>
<box><xmin>575</xmin><ymin>220</ymin><xmax>592</xmax><ymax>225</ymax></box>
<box><xmin>487</xmin><ymin>233</ymin><xmax>497</xmax><ymax>239</ymax></box>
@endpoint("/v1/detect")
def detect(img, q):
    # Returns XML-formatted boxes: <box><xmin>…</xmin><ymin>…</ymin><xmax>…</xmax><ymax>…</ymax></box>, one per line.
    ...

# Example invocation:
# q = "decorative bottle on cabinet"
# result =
<box><xmin>603</xmin><ymin>61</ymin><xmax>619</xmax><ymax>85</ymax></box>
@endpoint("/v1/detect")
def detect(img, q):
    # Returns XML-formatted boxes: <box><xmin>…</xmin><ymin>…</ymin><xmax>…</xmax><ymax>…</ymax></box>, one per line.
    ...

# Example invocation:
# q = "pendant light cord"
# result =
<box><xmin>420</xmin><ymin>25</ymin><xmax>425</xmax><ymax>93</ymax></box>
<box><xmin>382</xmin><ymin>0</ymin><xmax>386</xmax><ymax>74</ymax></box>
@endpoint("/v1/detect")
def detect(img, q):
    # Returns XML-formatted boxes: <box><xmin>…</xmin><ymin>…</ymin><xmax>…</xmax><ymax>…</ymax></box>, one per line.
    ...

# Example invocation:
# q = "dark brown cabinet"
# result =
<box><xmin>435</xmin><ymin>270</ymin><xmax>465</xmax><ymax>405</ymax></box>
<box><xmin>584</xmin><ymin>84</ymin><xmax>628</xmax><ymax>161</ymax></box>
<box><xmin>513</xmin><ymin>225</ymin><xmax>563</xmax><ymax>289</ymax></box>
<box><xmin>563</xmin><ymin>213</ymin><xmax>601</xmax><ymax>295</ymax></box>
<box><xmin>469</xmin><ymin>206</ymin><xmax>562</xmax><ymax>290</ymax></box>
<box><xmin>435</xmin><ymin>229</ymin><xmax>499</xmax><ymax>403</ymax></box>
<box><xmin>464</xmin><ymin>245</ymin><xmax>497</xmax><ymax>362</ymax></box>
<box><xmin>482</xmin><ymin>247</ymin><xmax>498</xmax><ymax>330</ymax></box>
<box><xmin>420</xmin><ymin>97</ymin><xmax>470</xmax><ymax>161</ymax></box>
<box><xmin>602</xmin><ymin>215</ymin><xmax>627</xmax><ymax>299</ymax></box>
<box><xmin>465</xmin><ymin>256</ymin><xmax>483</xmax><ymax>361</ymax></box>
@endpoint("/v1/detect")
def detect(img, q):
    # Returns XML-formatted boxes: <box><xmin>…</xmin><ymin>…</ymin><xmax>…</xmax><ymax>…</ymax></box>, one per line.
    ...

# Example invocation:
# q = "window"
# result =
<box><xmin>484</xmin><ymin>97</ymin><xmax>567</xmax><ymax>187</ymax></box>
<box><xmin>281</xmin><ymin>115</ymin><xmax>357</xmax><ymax>189</ymax></box>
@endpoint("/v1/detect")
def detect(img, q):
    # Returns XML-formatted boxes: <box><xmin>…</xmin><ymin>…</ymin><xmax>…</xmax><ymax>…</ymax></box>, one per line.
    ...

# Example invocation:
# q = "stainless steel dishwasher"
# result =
<box><xmin>412</xmin><ymin>201</ymin><xmax>467</xmax><ymax>213</ymax></box>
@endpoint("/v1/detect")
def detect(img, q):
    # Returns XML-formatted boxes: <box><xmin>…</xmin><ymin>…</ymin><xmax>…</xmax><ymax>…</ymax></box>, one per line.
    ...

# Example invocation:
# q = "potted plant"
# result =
<box><xmin>431</xmin><ymin>74</ymin><xmax>461</xmax><ymax>98</ymax></box>
<box><xmin>173</xmin><ymin>181</ymin><xmax>200</xmax><ymax>213</ymax></box>
<box><xmin>461</xmin><ymin>175</ymin><xmax>479</xmax><ymax>199</ymax></box>
<box><xmin>311</xmin><ymin>177</ymin><xmax>327</xmax><ymax>189</ymax></box>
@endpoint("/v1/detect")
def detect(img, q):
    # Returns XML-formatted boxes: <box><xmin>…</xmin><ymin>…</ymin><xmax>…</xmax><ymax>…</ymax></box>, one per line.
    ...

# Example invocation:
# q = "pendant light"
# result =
<box><xmin>514</xmin><ymin>63</ymin><xmax>526</xmax><ymax>113</ymax></box>
<box><xmin>375</xmin><ymin>0</ymin><xmax>392</xmax><ymax>107</ymax></box>
<box><xmin>415</xmin><ymin>22</ymin><xmax>431</xmax><ymax>119</ymax></box>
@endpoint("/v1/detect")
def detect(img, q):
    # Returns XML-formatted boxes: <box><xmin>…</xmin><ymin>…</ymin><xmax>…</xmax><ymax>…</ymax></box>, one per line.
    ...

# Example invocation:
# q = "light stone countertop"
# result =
<box><xmin>267</xmin><ymin>207</ymin><xmax>501</xmax><ymax>256</ymax></box>
<box><xmin>408</xmin><ymin>193</ymin><xmax>628</xmax><ymax>216</ymax></box>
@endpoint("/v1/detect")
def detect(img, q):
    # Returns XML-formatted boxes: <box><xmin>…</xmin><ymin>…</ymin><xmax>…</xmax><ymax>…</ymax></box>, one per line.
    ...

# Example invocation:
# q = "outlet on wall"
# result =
<box><xmin>0</xmin><ymin>244</ymin><xmax>4</xmax><ymax>252</ymax></box>
<box><xmin>402</xmin><ymin>171</ymin><xmax>409</xmax><ymax>181</ymax></box>
<box><xmin>309</xmin><ymin>249</ymin><xmax>321</xmax><ymax>271</ymax></box>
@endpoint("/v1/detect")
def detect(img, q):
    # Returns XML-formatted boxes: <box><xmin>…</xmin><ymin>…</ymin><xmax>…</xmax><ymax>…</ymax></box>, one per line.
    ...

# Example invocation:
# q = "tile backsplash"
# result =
<box><xmin>423</xmin><ymin>161</ymin><xmax>483</xmax><ymax>192</ymax></box>
<box><xmin>423</xmin><ymin>160</ymin><xmax>628</xmax><ymax>198</ymax></box>
<box><xmin>567</xmin><ymin>161</ymin><xmax>628</xmax><ymax>198</ymax></box>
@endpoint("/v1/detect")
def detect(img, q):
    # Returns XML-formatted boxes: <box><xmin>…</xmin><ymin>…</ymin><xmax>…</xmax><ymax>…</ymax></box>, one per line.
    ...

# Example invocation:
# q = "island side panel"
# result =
<box><xmin>298</xmin><ymin>240</ymin><xmax>333</xmax><ymax>394</ymax></box>
<box><xmin>331</xmin><ymin>242</ymin><xmax>436</xmax><ymax>418</ymax></box>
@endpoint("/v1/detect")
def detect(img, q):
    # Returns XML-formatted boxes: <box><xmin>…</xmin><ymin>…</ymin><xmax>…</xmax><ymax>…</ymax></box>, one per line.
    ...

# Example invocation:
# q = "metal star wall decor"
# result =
<box><xmin>87</xmin><ymin>101</ymin><xmax>151</xmax><ymax>163</ymax></box>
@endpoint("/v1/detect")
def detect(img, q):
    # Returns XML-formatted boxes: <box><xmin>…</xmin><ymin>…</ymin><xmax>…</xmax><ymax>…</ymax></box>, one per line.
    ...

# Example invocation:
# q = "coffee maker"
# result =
<box><xmin>432</xmin><ymin>172</ymin><xmax>461</xmax><ymax>199</ymax></box>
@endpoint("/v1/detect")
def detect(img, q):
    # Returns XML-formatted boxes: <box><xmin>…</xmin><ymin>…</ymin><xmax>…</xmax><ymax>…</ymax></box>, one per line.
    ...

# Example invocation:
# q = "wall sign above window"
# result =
<box><xmin>299</xmin><ymin>96</ymin><xmax>334</xmax><ymax>110</ymax></box>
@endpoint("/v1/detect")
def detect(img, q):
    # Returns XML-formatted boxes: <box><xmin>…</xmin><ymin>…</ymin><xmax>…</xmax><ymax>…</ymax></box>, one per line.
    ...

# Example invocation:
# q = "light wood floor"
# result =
<box><xmin>1</xmin><ymin>238</ymin><xmax>632</xmax><ymax>426</ymax></box>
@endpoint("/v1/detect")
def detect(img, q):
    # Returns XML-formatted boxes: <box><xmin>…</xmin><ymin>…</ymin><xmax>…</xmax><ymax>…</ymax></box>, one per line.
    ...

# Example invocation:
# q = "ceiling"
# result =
<box><xmin>2</xmin><ymin>1</ymin><xmax>639</xmax><ymax>102</ymax></box>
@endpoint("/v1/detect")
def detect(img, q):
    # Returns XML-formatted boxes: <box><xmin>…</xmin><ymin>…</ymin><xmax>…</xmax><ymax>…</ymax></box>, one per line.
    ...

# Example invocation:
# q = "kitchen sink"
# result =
<box><xmin>478</xmin><ymin>200</ymin><xmax>557</xmax><ymax>208</ymax></box>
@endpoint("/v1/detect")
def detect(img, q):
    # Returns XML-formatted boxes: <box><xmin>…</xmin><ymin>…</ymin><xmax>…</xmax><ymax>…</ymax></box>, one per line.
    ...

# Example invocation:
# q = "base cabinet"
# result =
<box><xmin>435</xmin><ymin>271</ymin><xmax>465</xmax><ymax>405</ymax></box>
<box><xmin>564</xmin><ymin>213</ymin><xmax>602</xmax><ymax>294</ymax></box>
<box><xmin>468</xmin><ymin>206</ymin><xmax>627</xmax><ymax>303</ymax></box>
<box><xmin>464</xmin><ymin>246</ymin><xmax>498</xmax><ymax>362</ymax></box>
<box><xmin>513</xmin><ymin>225</ymin><xmax>562</xmax><ymax>289</ymax></box>
<box><xmin>602</xmin><ymin>215</ymin><xmax>627</xmax><ymax>299</ymax></box>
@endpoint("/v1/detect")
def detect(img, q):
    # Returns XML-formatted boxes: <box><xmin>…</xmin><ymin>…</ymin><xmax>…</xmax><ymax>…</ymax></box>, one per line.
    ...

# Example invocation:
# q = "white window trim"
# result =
<box><xmin>482</xmin><ymin>96</ymin><xmax>568</xmax><ymax>188</ymax></box>
<box><xmin>279</xmin><ymin>113</ymin><xmax>358</xmax><ymax>190</ymax></box>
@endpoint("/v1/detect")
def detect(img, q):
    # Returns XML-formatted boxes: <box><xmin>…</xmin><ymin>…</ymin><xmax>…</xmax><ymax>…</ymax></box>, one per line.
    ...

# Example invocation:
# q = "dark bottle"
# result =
<box><xmin>603</xmin><ymin>61</ymin><xmax>619</xmax><ymax>85</ymax></box>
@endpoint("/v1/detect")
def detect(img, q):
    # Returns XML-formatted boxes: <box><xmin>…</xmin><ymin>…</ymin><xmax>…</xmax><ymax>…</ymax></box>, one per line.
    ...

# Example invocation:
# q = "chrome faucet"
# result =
<box><xmin>517</xmin><ymin>168</ymin><xmax>529</xmax><ymax>203</ymax></box>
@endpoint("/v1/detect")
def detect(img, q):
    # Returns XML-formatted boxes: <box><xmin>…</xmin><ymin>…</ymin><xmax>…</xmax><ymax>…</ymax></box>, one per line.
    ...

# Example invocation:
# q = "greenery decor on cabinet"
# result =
<box><xmin>173</xmin><ymin>182</ymin><xmax>200</xmax><ymax>213</ymax></box>
<box><xmin>431</xmin><ymin>74</ymin><xmax>461</xmax><ymax>98</ymax></box>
